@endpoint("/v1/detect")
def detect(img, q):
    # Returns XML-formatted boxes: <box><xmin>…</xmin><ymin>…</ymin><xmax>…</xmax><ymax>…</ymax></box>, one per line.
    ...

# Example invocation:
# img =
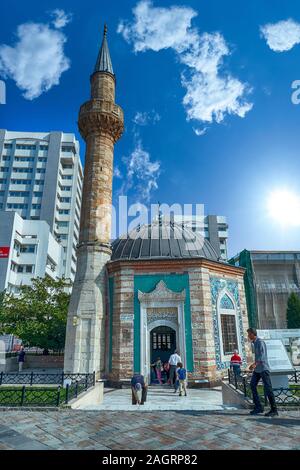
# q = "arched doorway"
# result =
<box><xmin>150</xmin><ymin>326</ymin><xmax>176</xmax><ymax>365</ymax></box>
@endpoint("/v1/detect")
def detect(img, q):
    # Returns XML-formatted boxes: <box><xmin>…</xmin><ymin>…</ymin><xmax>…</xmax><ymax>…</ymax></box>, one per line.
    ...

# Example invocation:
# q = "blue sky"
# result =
<box><xmin>1</xmin><ymin>0</ymin><xmax>300</xmax><ymax>256</ymax></box>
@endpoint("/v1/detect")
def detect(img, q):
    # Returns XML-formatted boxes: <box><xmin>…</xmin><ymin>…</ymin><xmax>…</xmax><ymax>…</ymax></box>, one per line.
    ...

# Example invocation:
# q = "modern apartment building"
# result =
<box><xmin>0</xmin><ymin>211</ymin><xmax>63</xmax><ymax>293</ymax></box>
<box><xmin>168</xmin><ymin>214</ymin><xmax>229</xmax><ymax>261</ymax></box>
<box><xmin>0</xmin><ymin>130</ymin><xmax>83</xmax><ymax>283</ymax></box>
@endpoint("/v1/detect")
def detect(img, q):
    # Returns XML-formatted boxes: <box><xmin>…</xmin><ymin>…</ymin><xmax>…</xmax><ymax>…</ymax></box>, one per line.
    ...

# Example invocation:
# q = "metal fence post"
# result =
<box><xmin>65</xmin><ymin>383</ymin><xmax>69</xmax><ymax>404</ymax></box>
<box><xmin>21</xmin><ymin>385</ymin><xmax>26</xmax><ymax>406</ymax></box>
<box><xmin>234</xmin><ymin>372</ymin><xmax>237</xmax><ymax>389</ymax></box>
<box><xmin>75</xmin><ymin>381</ymin><xmax>78</xmax><ymax>398</ymax></box>
<box><xmin>61</xmin><ymin>371</ymin><xmax>64</xmax><ymax>386</ymax></box>
<box><xmin>243</xmin><ymin>377</ymin><xmax>247</xmax><ymax>397</ymax></box>
<box><xmin>0</xmin><ymin>372</ymin><xmax>3</xmax><ymax>386</ymax></box>
<box><xmin>56</xmin><ymin>386</ymin><xmax>61</xmax><ymax>407</ymax></box>
<box><xmin>85</xmin><ymin>374</ymin><xmax>88</xmax><ymax>391</ymax></box>
<box><xmin>93</xmin><ymin>371</ymin><xmax>96</xmax><ymax>386</ymax></box>
<box><xmin>30</xmin><ymin>371</ymin><xmax>34</xmax><ymax>386</ymax></box>
<box><xmin>295</xmin><ymin>371</ymin><xmax>298</xmax><ymax>384</ymax></box>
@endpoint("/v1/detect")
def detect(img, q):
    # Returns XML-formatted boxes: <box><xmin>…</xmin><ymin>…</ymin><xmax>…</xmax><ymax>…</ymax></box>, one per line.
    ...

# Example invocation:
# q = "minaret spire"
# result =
<box><xmin>64</xmin><ymin>23</ymin><xmax>124</xmax><ymax>376</ymax></box>
<box><xmin>94</xmin><ymin>23</ymin><xmax>114</xmax><ymax>75</ymax></box>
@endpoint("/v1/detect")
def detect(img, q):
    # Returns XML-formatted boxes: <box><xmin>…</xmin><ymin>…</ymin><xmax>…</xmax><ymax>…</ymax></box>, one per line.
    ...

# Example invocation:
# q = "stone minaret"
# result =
<box><xmin>64</xmin><ymin>25</ymin><xmax>124</xmax><ymax>375</ymax></box>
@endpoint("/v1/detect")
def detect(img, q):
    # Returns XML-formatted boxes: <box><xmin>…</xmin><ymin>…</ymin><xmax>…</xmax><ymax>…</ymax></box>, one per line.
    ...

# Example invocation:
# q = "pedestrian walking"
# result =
<box><xmin>151</xmin><ymin>357</ymin><xmax>163</xmax><ymax>384</ymax></box>
<box><xmin>18</xmin><ymin>346</ymin><xmax>25</xmax><ymax>372</ymax></box>
<box><xmin>230</xmin><ymin>349</ymin><xmax>242</xmax><ymax>377</ymax></box>
<box><xmin>168</xmin><ymin>350</ymin><xmax>181</xmax><ymax>391</ymax></box>
<box><xmin>177</xmin><ymin>362</ymin><xmax>187</xmax><ymax>397</ymax></box>
<box><xmin>247</xmin><ymin>328</ymin><xmax>278</xmax><ymax>417</ymax></box>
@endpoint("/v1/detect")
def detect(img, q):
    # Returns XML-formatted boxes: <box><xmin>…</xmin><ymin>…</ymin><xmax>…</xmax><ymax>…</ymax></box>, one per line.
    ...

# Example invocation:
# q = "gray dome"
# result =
<box><xmin>111</xmin><ymin>221</ymin><xmax>219</xmax><ymax>262</ymax></box>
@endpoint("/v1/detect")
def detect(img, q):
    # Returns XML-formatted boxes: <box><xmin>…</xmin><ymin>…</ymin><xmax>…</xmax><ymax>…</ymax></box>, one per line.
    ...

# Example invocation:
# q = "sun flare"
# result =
<box><xmin>267</xmin><ymin>190</ymin><xmax>300</xmax><ymax>226</ymax></box>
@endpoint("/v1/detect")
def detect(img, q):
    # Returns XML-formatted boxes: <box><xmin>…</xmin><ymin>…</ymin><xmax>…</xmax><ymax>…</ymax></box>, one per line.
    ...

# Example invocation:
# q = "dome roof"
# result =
<box><xmin>111</xmin><ymin>221</ymin><xmax>220</xmax><ymax>262</ymax></box>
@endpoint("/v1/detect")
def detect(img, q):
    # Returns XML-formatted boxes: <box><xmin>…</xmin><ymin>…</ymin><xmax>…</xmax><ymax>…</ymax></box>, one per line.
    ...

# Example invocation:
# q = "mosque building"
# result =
<box><xmin>64</xmin><ymin>26</ymin><xmax>251</xmax><ymax>387</ymax></box>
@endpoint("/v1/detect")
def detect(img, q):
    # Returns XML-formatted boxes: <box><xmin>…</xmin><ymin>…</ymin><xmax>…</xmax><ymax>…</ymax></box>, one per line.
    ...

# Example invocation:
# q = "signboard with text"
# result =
<box><xmin>0</xmin><ymin>247</ymin><xmax>10</xmax><ymax>258</ymax></box>
<box><xmin>264</xmin><ymin>339</ymin><xmax>294</xmax><ymax>373</ymax></box>
<box><xmin>258</xmin><ymin>329</ymin><xmax>300</xmax><ymax>366</ymax></box>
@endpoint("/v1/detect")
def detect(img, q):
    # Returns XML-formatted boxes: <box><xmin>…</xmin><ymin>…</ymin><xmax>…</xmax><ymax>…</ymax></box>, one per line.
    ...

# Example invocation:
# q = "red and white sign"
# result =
<box><xmin>0</xmin><ymin>247</ymin><xmax>10</xmax><ymax>258</ymax></box>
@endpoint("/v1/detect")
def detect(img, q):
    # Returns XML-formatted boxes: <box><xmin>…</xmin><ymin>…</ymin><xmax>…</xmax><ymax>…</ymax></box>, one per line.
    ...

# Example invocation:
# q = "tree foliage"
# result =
<box><xmin>0</xmin><ymin>277</ymin><xmax>71</xmax><ymax>351</ymax></box>
<box><xmin>287</xmin><ymin>292</ymin><xmax>300</xmax><ymax>329</ymax></box>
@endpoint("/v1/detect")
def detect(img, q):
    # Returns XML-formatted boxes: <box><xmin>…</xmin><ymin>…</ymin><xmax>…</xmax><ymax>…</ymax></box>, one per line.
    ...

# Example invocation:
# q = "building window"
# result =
<box><xmin>61</xmin><ymin>145</ymin><xmax>75</xmax><ymax>154</ymax></box>
<box><xmin>58</xmin><ymin>209</ymin><xmax>70</xmax><ymax>215</ymax></box>
<box><xmin>220</xmin><ymin>315</ymin><xmax>238</xmax><ymax>355</ymax></box>
<box><xmin>219</xmin><ymin>293</ymin><xmax>238</xmax><ymax>357</ymax></box>
<box><xmin>1</xmin><ymin>156</ymin><xmax>10</xmax><ymax>161</ymax></box>
<box><xmin>9</xmin><ymin>191</ymin><xmax>30</xmax><ymax>197</ymax></box>
<box><xmin>7</xmin><ymin>203</ymin><xmax>28</xmax><ymax>209</ymax></box>
<box><xmin>0</xmin><ymin>179</ymin><xmax>7</xmax><ymax>184</ymax></box>
<box><xmin>14</xmin><ymin>157</ymin><xmax>34</xmax><ymax>162</ymax></box>
<box><xmin>38</xmin><ymin>157</ymin><xmax>47</xmax><ymax>162</ymax></box>
<box><xmin>32</xmin><ymin>204</ymin><xmax>41</xmax><ymax>209</ymax></box>
<box><xmin>0</xmin><ymin>167</ymin><xmax>9</xmax><ymax>172</ymax></box>
<box><xmin>35</xmin><ymin>179</ymin><xmax>44</xmax><ymax>185</ymax></box>
<box><xmin>33</xmin><ymin>191</ymin><xmax>43</xmax><ymax>197</ymax></box>
<box><xmin>16</xmin><ymin>144</ymin><xmax>36</xmax><ymax>150</ymax></box>
<box><xmin>36</xmin><ymin>169</ymin><xmax>46</xmax><ymax>174</ymax></box>
<box><xmin>12</xmin><ymin>168</ymin><xmax>33</xmax><ymax>173</ymax></box>
<box><xmin>4</xmin><ymin>143</ymin><xmax>13</xmax><ymax>149</ymax></box>
<box><xmin>11</xmin><ymin>179</ymin><xmax>31</xmax><ymax>185</ymax></box>
<box><xmin>39</xmin><ymin>145</ymin><xmax>48</xmax><ymax>151</ymax></box>
<box><xmin>57</xmin><ymin>221</ymin><xmax>69</xmax><ymax>228</ymax></box>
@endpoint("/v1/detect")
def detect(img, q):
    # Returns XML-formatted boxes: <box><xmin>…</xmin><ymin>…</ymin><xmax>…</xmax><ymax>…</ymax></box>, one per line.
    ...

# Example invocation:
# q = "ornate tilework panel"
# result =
<box><xmin>210</xmin><ymin>277</ymin><xmax>247</xmax><ymax>370</ymax></box>
<box><xmin>147</xmin><ymin>307</ymin><xmax>177</xmax><ymax>325</ymax></box>
<box><xmin>220</xmin><ymin>294</ymin><xmax>234</xmax><ymax>309</ymax></box>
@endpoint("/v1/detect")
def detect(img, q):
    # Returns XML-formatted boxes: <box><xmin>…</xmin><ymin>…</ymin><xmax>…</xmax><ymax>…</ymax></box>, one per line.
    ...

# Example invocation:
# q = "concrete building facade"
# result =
<box><xmin>0</xmin><ymin>210</ymin><xmax>63</xmax><ymax>294</ymax></box>
<box><xmin>230</xmin><ymin>250</ymin><xmax>300</xmax><ymax>329</ymax></box>
<box><xmin>0</xmin><ymin>130</ymin><xmax>83</xmax><ymax>283</ymax></box>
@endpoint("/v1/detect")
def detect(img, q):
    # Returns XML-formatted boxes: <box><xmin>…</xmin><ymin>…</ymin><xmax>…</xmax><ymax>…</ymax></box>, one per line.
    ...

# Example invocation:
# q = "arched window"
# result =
<box><xmin>219</xmin><ymin>293</ymin><xmax>238</xmax><ymax>357</ymax></box>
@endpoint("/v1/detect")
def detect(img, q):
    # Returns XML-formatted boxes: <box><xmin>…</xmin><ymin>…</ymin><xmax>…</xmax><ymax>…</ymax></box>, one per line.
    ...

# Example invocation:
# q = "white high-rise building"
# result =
<box><xmin>0</xmin><ymin>211</ymin><xmax>63</xmax><ymax>294</ymax></box>
<box><xmin>0</xmin><ymin>130</ymin><xmax>83</xmax><ymax>283</ymax></box>
<box><xmin>167</xmin><ymin>214</ymin><xmax>229</xmax><ymax>261</ymax></box>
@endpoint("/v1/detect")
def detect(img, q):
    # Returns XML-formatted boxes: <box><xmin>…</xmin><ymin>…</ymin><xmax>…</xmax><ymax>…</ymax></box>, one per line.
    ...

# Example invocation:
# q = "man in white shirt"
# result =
<box><xmin>168</xmin><ymin>350</ymin><xmax>181</xmax><ymax>391</ymax></box>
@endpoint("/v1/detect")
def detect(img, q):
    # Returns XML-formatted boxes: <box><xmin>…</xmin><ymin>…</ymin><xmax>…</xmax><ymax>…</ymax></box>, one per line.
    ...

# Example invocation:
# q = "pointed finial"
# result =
<box><xmin>94</xmin><ymin>22</ymin><xmax>114</xmax><ymax>75</ymax></box>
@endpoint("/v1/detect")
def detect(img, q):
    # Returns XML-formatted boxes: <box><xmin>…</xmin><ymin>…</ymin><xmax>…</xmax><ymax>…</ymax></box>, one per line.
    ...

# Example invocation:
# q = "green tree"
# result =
<box><xmin>0</xmin><ymin>277</ymin><xmax>71</xmax><ymax>351</ymax></box>
<box><xmin>287</xmin><ymin>292</ymin><xmax>300</xmax><ymax>329</ymax></box>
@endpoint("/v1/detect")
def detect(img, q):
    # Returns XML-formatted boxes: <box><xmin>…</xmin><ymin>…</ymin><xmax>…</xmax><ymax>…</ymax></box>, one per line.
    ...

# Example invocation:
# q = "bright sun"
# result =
<box><xmin>267</xmin><ymin>190</ymin><xmax>300</xmax><ymax>226</ymax></box>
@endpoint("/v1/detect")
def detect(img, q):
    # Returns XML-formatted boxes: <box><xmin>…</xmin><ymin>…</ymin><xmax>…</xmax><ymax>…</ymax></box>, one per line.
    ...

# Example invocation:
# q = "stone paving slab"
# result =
<box><xmin>0</xmin><ymin>408</ymin><xmax>299</xmax><ymax>450</ymax></box>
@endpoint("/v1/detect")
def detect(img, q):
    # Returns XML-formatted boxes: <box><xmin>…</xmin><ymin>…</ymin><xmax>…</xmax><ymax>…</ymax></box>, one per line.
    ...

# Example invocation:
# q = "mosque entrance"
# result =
<box><xmin>150</xmin><ymin>326</ymin><xmax>176</xmax><ymax>383</ymax></box>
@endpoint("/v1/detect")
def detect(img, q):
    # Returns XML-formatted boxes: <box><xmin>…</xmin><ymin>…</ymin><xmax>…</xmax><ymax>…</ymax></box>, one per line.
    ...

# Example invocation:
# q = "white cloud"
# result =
<box><xmin>51</xmin><ymin>9</ymin><xmax>72</xmax><ymax>29</ymax></box>
<box><xmin>193</xmin><ymin>126</ymin><xmax>208</xmax><ymax>136</ymax></box>
<box><xmin>260</xmin><ymin>19</ymin><xmax>300</xmax><ymax>52</ymax></box>
<box><xmin>120</xmin><ymin>137</ymin><xmax>160</xmax><ymax>201</ymax></box>
<box><xmin>118</xmin><ymin>1</ymin><xmax>252</xmax><ymax>126</ymax></box>
<box><xmin>114</xmin><ymin>167</ymin><xmax>122</xmax><ymax>178</ymax></box>
<box><xmin>0</xmin><ymin>17</ymin><xmax>70</xmax><ymax>100</ymax></box>
<box><xmin>117</xmin><ymin>0</ymin><xmax>197</xmax><ymax>53</ymax></box>
<box><xmin>133</xmin><ymin>110</ymin><xmax>161</xmax><ymax>125</ymax></box>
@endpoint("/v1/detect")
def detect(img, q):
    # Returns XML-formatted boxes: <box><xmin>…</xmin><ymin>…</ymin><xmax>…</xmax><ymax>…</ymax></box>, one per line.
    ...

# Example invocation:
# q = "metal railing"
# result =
<box><xmin>0</xmin><ymin>372</ymin><xmax>95</xmax><ymax>407</ymax></box>
<box><xmin>228</xmin><ymin>368</ymin><xmax>300</xmax><ymax>407</ymax></box>
<box><xmin>0</xmin><ymin>371</ymin><xmax>95</xmax><ymax>386</ymax></box>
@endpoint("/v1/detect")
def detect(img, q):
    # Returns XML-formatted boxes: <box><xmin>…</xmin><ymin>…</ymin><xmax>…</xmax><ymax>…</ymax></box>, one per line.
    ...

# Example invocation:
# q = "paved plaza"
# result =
<box><xmin>81</xmin><ymin>385</ymin><xmax>236</xmax><ymax>411</ymax></box>
<box><xmin>0</xmin><ymin>406</ymin><xmax>299</xmax><ymax>450</ymax></box>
